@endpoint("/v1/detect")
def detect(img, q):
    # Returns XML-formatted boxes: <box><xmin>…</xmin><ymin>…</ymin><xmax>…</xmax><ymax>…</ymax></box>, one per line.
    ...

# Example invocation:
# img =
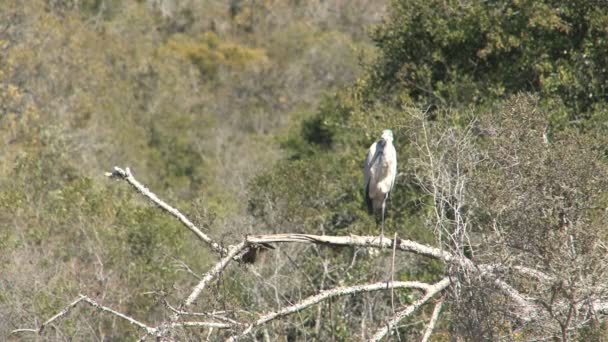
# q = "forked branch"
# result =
<box><xmin>12</xmin><ymin>295</ymin><xmax>234</xmax><ymax>338</ymax></box>
<box><xmin>228</xmin><ymin>280</ymin><xmax>436</xmax><ymax>340</ymax></box>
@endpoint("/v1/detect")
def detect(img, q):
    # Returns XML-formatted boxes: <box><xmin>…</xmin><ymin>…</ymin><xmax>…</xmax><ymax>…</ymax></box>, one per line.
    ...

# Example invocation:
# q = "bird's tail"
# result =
<box><xmin>365</xmin><ymin>183</ymin><xmax>374</xmax><ymax>215</ymax></box>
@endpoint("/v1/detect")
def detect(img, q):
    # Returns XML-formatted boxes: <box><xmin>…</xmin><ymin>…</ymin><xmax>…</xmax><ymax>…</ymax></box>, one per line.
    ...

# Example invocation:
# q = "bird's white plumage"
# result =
<box><xmin>364</xmin><ymin>129</ymin><xmax>397</xmax><ymax>214</ymax></box>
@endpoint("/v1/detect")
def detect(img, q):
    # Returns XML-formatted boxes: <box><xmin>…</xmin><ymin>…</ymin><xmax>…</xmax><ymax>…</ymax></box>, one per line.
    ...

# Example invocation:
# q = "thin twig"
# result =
<box><xmin>14</xmin><ymin>295</ymin><xmax>157</xmax><ymax>336</ymax></box>
<box><xmin>158</xmin><ymin>321</ymin><xmax>233</xmax><ymax>329</ymax></box>
<box><xmin>173</xmin><ymin>259</ymin><xmax>203</xmax><ymax>280</ymax></box>
<box><xmin>10</xmin><ymin>329</ymin><xmax>38</xmax><ymax>334</ymax></box>
<box><xmin>164</xmin><ymin>301</ymin><xmax>242</xmax><ymax>325</ymax></box>
<box><xmin>391</xmin><ymin>232</ymin><xmax>398</xmax><ymax>314</ymax></box>
<box><xmin>370</xmin><ymin>277</ymin><xmax>450</xmax><ymax>341</ymax></box>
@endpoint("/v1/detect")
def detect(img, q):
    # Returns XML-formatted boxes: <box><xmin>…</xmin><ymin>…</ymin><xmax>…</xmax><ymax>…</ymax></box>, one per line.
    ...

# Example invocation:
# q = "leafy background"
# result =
<box><xmin>2</xmin><ymin>0</ymin><xmax>608</xmax><ymax>340</ymax></box>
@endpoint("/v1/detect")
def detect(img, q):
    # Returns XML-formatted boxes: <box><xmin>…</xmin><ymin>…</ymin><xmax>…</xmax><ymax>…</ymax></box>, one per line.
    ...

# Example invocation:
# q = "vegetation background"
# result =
<box><xmin>2</xmin><ymin>0</ymin><xmax>608</xmax><ymax>340</ymax></box>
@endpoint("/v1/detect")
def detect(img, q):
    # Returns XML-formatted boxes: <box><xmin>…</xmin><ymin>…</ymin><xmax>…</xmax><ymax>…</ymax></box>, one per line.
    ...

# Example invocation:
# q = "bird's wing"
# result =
<box><xmin>363</xmin><ymin>141</ymin><xmax>377</xmax><ymax>190</ymax></box>
<box><xmin>363</xmin><ymin>141</ymin><xmax>378</xmax><ymax>187</ymax></box>
<box><xmin>364</xmin><ymin>141</ymin><xmax>377</xmax><ymax>213</ymax></box>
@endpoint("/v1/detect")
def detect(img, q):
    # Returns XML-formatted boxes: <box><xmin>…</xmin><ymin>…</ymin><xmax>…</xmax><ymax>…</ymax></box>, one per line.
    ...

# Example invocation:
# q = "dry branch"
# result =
<box><xmin>79</xmin><ymin>296</ymin><xmax>157</xmax><ymax>333</ymax></box>
<box><xmin>182</xmin><ymin>241</ymin><xmax>248</xmax><ymax>309</ymax></box>
<box><xmin>247</xmin><ymin>234</ymin><xmax>451</xmax><ymax>261</ymax></box>
<box><xmin>164</xmin><ymin>303</ymin><xmax>242</xmax><ymax>325</ymax></box>
<box><xmin>371</xmin><ymin>277</ymin><xmax>451</xmax><ymax>341</ymax></box>
<box><xmin>13</xmin><ymin>294</ymin><xmax>236</xmax><ymax>338</ymax></box>
<box><xmin>106</xmin><ymin>167</ymin><xmax>227</xmax><ymax>255</ymax></box>
<box><xmin>481</xmin><ymin>264</ymin><xmax>555</xmax><ymax>283</ymax></box>
<box><xmin>228</xmin><ymin>280</ymin><xmax>435</xmax><ymax>340</ymax></box>
<box><xmin>14</xmin><ymin>295</ymin><xmax>156</xmax><ymax>336</ymax></box>
<box><xmin>19</xmin><ymin>225</ymin><xmax>557</xmax><ymax>340</ymax></box>
<box><xmin>159</xmin><ymin>321</ymin><xmax>233</xmax><ymax>329</ymax></box>
<box><xmin>421</xmin><ymin>295</ymin><xmax>445</xmax><ymax>342</ymax></box>
<box><xmin>37</xmin><ymin>295</ymin><xmax>88</xmax><ymax>334</ymax></box>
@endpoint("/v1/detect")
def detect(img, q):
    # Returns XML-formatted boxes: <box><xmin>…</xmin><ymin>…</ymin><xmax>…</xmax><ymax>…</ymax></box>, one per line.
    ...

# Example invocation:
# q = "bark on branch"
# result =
<box><xmin>247</xmin><ymin>234</ymin><xmax>451</xmax><ymax>261</ymax></box>
<box><xmin>421</xmin><ymin>295</ymin><xmax>445</xmax><ymax>342</ymax></box>
<box><xmin>228</xmin><ymin>280</ymin><xmax>435</xmax><ymax>341</ymax></box>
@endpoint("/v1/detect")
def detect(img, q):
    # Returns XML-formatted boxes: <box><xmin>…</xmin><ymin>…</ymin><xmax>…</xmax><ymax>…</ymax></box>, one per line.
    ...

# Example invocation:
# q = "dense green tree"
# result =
<box><xmin>365</xmin><ymin>0</ymin><xmax>608</xmax><ymax>125</ymax></box>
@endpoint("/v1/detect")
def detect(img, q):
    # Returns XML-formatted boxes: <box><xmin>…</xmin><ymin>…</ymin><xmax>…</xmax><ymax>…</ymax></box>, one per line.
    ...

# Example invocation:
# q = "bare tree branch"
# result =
<box><xmin>14</xmin><ymin>295</ymin><xmax>156</xmax><ymax>336</ymax></box>
<box><xmin>158</xmin><ymin>321</ymin><xmax>233</xmax><ymax>329</ymax></box>
<box><xmin>106</xmin><ymin>167</ymin><xmax>227</xmax><ymax>255</ymax></box>
<box><xmin>247</xmin><ymin>234</ymin><xmax>451</xmax><ymax>261</ymax></box>
<box><xmin>14</xmin><ymin>294</ymin><xmax>237</xmax><ymax>339</ymax></box>
<box><xmin>481</xmin><ymin>264</ymin><xmax>555</xmax><ymax>283</ymax></box>
<box><xmin>228</xmin><ymin>280</ymin><xmax>434</xmax><ymax>341</ymax></box>
<box><xmin>181</xmin><ymin>241</ymin><xmax>248</xmax><ymax>310</ymax></box>
<box><xmin>513</xmin><ymin>266</ymin><xmax>555</xmax><ymax>283</ymax></box>
<box><xmin>164</xmin><ymin>302</ymin><xmax>242</xmax><ymax>325</ymax></box>
<box><xmin>489</xmin><ymin>277</ymin><xmax>538</xmax><ymax>321</ymax></box>
<box><xmin>80</xmin><ymin>296</ymin><xmax>157</xmax><ymax>333</ymax></box>
<box><xmin>37</xmin><ymin>295</ymin><xmax>88</xmax><ymax>334</ymax></box>
<box><xmin>370</xmin><ymin>277</ymin><xmax>451</xmax><ymax>342</ymax></box>
<box><xmin>10</xmin><ymin>329</ymin><xmax>38</xmax><ymax>334</ymax></box>
<box><xmin>421</xmin><ymin>295</ymin><xmax>445</xmax><ymax>342</ymax></box>
<box><xmin>390</xmin><ymin>232</ymin><xmax>398</xmax><ymax>314</ymax></box>
<box><xmin>19</xmin><ymin>227</ymin><xmax>562</xmax><ymax>340</ymax></box>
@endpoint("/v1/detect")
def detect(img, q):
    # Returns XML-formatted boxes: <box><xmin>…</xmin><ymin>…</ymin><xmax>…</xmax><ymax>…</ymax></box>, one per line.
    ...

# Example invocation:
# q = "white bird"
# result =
<box><xmin>364</xmin><ymin>129</ymin><xmax>397</xmax><ymax>238</ymax></box>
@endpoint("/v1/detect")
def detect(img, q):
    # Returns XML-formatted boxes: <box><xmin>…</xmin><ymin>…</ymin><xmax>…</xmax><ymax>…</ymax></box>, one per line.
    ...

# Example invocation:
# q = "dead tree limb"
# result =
<box><xmin>370</xmin><ymin>277</ymin><xmax>450</xmax><ymax>341</ymax></box>
<box><xmin>481</xmin><ymin>264</ymin><xmax>555</xmax><ymax>283</ymax></box>
<box><xmin>421</xmin><ymin>295</ymin><xmax>445</xmax><ymax>342</ymax></box>
<box><xmin>228</xmin><ymin>280</ymin><xmax>434</xmax><ymax>341</ymax></box>
<box><xmin>164</xmin><ymin>303</ymin><xmax>242</xmax><ymax>325</ymax></box>
<box><xmin>12</xmin><ymin>294</ymin><xmax>236</xmax><ymax>338</ymax></box>
<box><xmin>106</xmin><ymin>167</ymin><xmax>227</xmax><ymax>255</ymax></box>
<box><xmin>247</xmin><ymin>234</ymin><xmax>451</xmax><ymax>261</ymax></box>
<box><xmin>37</xmin><ymin>295</ymin><xmax>89</xmax><ymax>334</ymax></box>
<box><xmin>15</xmin><ymin>295</ymin><xmax>154</xmax><ymax>336</ymax></box>
<box><xmin>182</xmin><ymin>241</ymin><xmax>248</xmax><ymax>309</ymax></box>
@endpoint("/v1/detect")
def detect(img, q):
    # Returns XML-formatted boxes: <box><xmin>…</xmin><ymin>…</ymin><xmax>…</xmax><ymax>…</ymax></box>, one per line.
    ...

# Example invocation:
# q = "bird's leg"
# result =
<box><xmin>381</xmin><ymin>199</ymin><xmax>386</xmax><ymax>247</ymax></box>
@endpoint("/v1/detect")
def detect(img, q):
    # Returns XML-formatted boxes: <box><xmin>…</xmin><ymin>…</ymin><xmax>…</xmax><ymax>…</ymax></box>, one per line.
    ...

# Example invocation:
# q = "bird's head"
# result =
<box><xmin>381</xmin><ymin>129</ymin><xmax>394</xmax><ymax>142</ymax></box>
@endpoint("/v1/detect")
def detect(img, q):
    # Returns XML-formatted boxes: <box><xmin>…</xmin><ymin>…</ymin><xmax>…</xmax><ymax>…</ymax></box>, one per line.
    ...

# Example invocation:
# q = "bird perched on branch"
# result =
<box><xmin>364</xmin><ymin>129</ymin><xmax>397</xmax><ymax>238</ymax></box>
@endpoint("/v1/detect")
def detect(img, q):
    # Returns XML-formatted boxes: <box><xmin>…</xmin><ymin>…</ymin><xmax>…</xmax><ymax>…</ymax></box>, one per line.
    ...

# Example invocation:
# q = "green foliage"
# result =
<box><xmin>366</xmin><ymin>0</ymin><xmax>608</xmax><ymax>124</ymax></box>
<box><xmin>164</xmin><ymin>32</ymin><xmax>268</xmax><ymax>79</ymax></box>
<box><xmin>6</xmin><ymin>0</ymin><xmax>608</xmax><ymax>339</ymax></box>
<box><xmin>0</xmin><ymin>0</ymin><xmax>381</xmax><ymax>339</ymax></box>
